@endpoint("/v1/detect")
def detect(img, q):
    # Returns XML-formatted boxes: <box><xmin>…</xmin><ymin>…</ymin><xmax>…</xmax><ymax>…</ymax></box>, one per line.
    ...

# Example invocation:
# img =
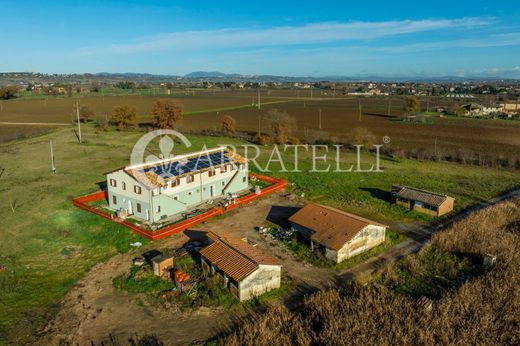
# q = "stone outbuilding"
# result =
<box><xmin>289</xmin><ymin>204</ymin><xmax>388</xmax><ymax>263</ymax></box>
<box><xmin>200</xmin><ymin>232</ymin><xmax>281</xmax><ymax>301</ymax></box>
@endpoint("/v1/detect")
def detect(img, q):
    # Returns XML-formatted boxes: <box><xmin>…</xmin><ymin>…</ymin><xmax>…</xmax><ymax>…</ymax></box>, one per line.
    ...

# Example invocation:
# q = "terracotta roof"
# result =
<box><xmin>288</xmin><ymin>204</ymin><xmax>387</xmax><ymax>251</ymax></box>
<box><xmin>393</xmin><ymin>185</ymin><xmax>451</xmax><ymax>207</ymax></box>
<box><xmin>200</xmin><ymin>231</ymin><xmax>280</xmax><ymax>282</ymax></box>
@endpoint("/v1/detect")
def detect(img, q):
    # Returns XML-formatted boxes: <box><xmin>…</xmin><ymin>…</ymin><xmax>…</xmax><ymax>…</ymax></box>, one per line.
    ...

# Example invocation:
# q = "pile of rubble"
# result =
<box><xmin>257</xmin><ymin>226</ymin><xmax>294</xmax><ymax>242</ymax></box>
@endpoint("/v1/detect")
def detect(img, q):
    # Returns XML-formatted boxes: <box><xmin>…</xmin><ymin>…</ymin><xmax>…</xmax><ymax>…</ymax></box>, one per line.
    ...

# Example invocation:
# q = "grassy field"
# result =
<box><xmin>0</xmin><ymin>124</ymin><xmax>519</xmax><ymax>344</ymax></box>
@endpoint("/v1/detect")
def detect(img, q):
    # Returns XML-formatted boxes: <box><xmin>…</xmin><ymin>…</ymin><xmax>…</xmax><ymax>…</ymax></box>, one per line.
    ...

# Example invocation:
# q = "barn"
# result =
<box><xmin>200</xmin><ymin>232</ymin><xmax>281</xmax><ymax>301</ymax></box>
<box><xmin>288</xmin><ymin>204</ymin><xmax>388</xmax><ymax>263</ymax></box>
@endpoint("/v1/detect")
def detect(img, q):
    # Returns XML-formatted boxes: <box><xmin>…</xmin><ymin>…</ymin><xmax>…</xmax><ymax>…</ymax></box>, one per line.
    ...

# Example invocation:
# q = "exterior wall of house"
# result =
<box><xmin>437</xmin><ymin>197</ymin><xmax>454</xmax><ymax>216</ymax></box>
<box><xmin>291</xmin><ymin>222</ymin><xmax>386</xmax><ymax>263</ymax></box>
<box><xmin>395</xmin><ymin>196</ymin><xmax>454</xmax><ymax>217</ymax></box>
<box><xmin>200</xmin><ymin>257</ymin><xmax>280</xmax><ymax>301</ymax></box>
<box><xmin>107</xmin><ymin>162</ymin><xmax>249</xmax><ymax>223</ymax></box>
<box><xmin>336</xmin><ymin>225</ymin><xmax>386</xmax><ymax>262</ymax></box>
<box><xmin>107</xmin><ymin>170</ymin><xmax>152</xmax><ymax>221</ymax></box>
<box><xmin>238</xmin><ymin>265</ymin><xmax>282</xmax><ymax>301</ymax></box>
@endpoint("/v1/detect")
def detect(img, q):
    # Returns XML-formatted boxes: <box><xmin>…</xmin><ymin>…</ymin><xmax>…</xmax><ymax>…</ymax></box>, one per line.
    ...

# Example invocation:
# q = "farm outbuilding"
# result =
<box><xmin>151</xmin><ymin>254</ymin><xmax>174</xmax><ymax>278</ymax></box>
<box><xmin>391</xmin><ymin>185</ymin><xmax>454</xmax><ymax>217</ymax></box>
<box><xmin>288</xmin><ymin>204</ymin><xmax>387</xmax><ymax>263</ymax></box>
<box><xmin>200</xmin><ymin>232</ymin><xmax>281</xmax><ymax>301</ymax></box>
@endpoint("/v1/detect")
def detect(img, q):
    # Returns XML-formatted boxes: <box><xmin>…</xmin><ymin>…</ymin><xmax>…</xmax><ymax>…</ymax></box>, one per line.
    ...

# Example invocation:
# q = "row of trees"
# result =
<box><xmin>111</xmin><ymin>100</ymin><xmax>184</xmax><ymax>130</ymax></box>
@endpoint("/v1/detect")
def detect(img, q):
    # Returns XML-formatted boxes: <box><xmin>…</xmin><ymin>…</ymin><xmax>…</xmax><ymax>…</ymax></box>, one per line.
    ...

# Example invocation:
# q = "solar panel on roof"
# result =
<box><xmin>140</xmin><ymin>150</ymin><xmax>232</xmax><ymax>179</ymax></box>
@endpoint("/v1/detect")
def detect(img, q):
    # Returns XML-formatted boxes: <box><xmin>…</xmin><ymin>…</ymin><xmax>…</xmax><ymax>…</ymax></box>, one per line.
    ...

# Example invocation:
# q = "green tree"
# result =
<box><xmin>404</xmin><ymin>96</ymin><xmax>420</xmax><ymax>114</ymax></box>
<box><xmin>152</xmin><ymin>100</ymin><xmax>183</xmax><ymax>129</ymax></box>
<box><xmin>112</xmin><ymin>105</ymin><xmax>136</xmax><ymax>129</ymax></box>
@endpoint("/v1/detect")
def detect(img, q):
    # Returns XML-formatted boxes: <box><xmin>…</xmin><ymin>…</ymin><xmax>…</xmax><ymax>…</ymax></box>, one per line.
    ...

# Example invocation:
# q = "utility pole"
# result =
<box><xmin>310</xmin><ymin>87</ymin><xmax>313</xmax><ymax>99</ymax></box>
<box><xmin>257</xmin><ymin>90</ymin><xmax>261</xmax><ymax>110</ymax></box>
<box><xmin>50</xmin><ymin>140</ymin><xmax>56</xmax><ymax>174</ymax></box>
<box><xmin>387</xmin><ymin>99</ymin><xmax>392</xmax><ymax>116</ymax></box>
<box><xmin>319</xmin><ymin>108</ymin><xmax>322</xmax><ymax>129</ymax></box>
<box><xmin>75</xmin><ymin>101</ymin><xmax>82</xmax><ymax>143</ymax></box>
<box><xmin>252</xmin><ymin>95</ymin><xmax>255</xmax><ymax>106</ymax></box>
<box><xmin>358</xmin><ymin>99</ymin><xmax>362</xmax><ymax>121</ymax></box>
<box><xmin>258</xmin><ymin>113</ymin><xmax>261</xmax><ymax>135</ymax></box>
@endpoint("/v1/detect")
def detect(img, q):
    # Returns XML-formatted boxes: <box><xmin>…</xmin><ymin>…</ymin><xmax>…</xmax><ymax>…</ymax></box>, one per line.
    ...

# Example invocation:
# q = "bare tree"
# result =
<box><xmin>152</xmin><ymin>100</ymin><xmax>183</xmax><ymax>129</ymax></box>
<box><xmin>79</xmin><ymin>105</ymin><xmax>95</xmax><ymax>123</ymax></box>
<box><xmin>221</xmin><ymin>114</ymin><xmax>237</xmax><ymax>134</ymax></box>
<box><xmin>263</xmin><ymin>109</ymin><xmax>297</xmax><ymax>144</ymax></box>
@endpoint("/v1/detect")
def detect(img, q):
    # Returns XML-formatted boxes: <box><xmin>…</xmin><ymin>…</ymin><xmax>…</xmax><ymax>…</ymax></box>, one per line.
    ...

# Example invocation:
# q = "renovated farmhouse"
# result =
<box><xmin>105</xmin><ymin>147</ymin><xmax>249</xmax><ymax>222</ymax></box>
<box><xmin>200</xmin><ymin>231</ymin><xmax>282</xmax><ymax>301</ymax></box>
<box><xmin>289</xmin><ymin>204</ymin><xmax>388</xmax><ymax>263</ymax></box>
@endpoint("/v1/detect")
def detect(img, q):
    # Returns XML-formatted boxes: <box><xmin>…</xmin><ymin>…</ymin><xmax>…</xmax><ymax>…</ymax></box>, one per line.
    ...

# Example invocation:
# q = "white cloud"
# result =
<box><xmin>75</xmin><ymin>17</ymin><xmax>490</xmax><ymax>55</ymax></box>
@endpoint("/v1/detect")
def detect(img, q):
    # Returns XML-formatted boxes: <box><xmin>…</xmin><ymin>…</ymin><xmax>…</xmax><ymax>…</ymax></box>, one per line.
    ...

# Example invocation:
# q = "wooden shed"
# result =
<box><xmin>151</xmin><ymin>254</ymin><xmax>174</xmax><ymax>278</ymax></box>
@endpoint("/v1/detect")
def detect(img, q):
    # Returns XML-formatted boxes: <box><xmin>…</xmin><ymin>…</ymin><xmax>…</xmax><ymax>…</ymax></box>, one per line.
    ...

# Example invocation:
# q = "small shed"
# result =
<box><xmin>392</xmin><ymin>185</ymin><xmax>454</xmax><ymax>217</ymax></box>
<box><xmin>152</xmin><ymin>254</ymin><xmax>174</xmax><ymax>277</ymax></box>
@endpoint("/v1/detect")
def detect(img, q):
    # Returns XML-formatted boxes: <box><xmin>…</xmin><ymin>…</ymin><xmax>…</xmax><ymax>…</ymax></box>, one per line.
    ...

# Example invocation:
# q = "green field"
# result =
<box><xmin>0</xmin><ymin>125</ymin><xmax>519</xmax><ymax>344</ymax></box>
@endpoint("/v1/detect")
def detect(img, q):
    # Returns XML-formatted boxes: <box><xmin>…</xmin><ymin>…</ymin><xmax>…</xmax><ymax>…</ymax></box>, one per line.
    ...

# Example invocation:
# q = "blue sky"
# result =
<box><xmin>1</xmin><ymin>1</ymin><xmax>520</xmax><ymax>77</ymax></box>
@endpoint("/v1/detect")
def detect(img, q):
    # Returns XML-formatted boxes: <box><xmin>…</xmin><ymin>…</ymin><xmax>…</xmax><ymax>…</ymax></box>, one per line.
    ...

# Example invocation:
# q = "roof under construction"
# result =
<box><xmin>106</xmin><ymin>147</ymin><xmax>248</xmax><ymax>189</ymax></box>
<box><xmin>200</xmin><ymin>231</ymin><xmax>280</xmax><ymax>282</ymax></box>
<box><xmin>289</xmin><ymin>204</ymin><xmax>387</xmax><ymax>251</ymax></box>
<box><xmin>393</xmin><ymin>185</ymin><xmax>451</xmax><ymax>207</ymax></box>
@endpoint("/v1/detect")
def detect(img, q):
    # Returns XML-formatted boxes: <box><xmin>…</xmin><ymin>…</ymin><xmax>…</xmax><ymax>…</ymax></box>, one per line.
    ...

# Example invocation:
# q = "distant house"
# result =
<box><xmin>461</xmin><ymin>103</ymin><xmax>503</xmax><ymax>116</ymax></box>
<box><xmin>105</xmin><ymin>147</ymin><xmax>249</xmax><ymax>223</ymax></box>
<box><xmin>200</xmin><ymin>232</ymin><xmax>281</xmax><ymax>301</ymax></box>
<box><xmin>501</xmin><ymin>102</ymin><xmax>520</xmax><ymax>114</ymax></box>
<box><xmin>288</xmin><ymin>204</ymin><xmax>388</xmax><ymax>263</ymax></box>
<box><xmin>392</xmin><ymin>185</ymin><xmax>454</xmax><ymax>217</ymax></box>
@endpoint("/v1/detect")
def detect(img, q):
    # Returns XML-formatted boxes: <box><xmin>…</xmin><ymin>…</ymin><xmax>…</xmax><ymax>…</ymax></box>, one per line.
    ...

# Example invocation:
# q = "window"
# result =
<box><xmin>415</xmin><ymin>201</ymin><xmax>424</xmax><ymax>208</ymax></box>
<box><xmin>122</xmin><ymin>182</ymin><xmax>126</xmax><ymax>190</ymax></box>
<box><xmin>109</xmin><ymin>179</ymin><xmax>117</xmax><ymax>187</ymax></box>
<box><xmin>171</xmin><ymin>178</ymin><xmax>180</xmax><ymax>188</ymax></box>
<box><xmin>174</xmin><ymin>196</ymin><xmax>178</xmax><ymax>200</ymax></box>
<box><xmin>112</xmin><ymin>195</ymin><xmax>117</xmax><ymax>204</ymax></box>
<box><xmin>186</xmin><ymin>174</ymin><xmax>194</xmax><ymax>183</ymax></box>
<box><xmin>208</xmin><ymin>169</ymin><xmax>216</xmax><ymax>177</ymax></box>
<box><xmin>242</xmin><ymin>176</ymin><xmax>247</xmax><ymax>183</ymax></box>
<box><xmin>228</xmin><ymin>164</ymin><xmax>234</xmax><ymax>171</ymax></box>
<box><xmin>222</xmin><ymin>181</ymin><xmax>226</xmax><ymax>186</ymax></box>
<box><xmin>220</xmin><ymin>165</ymin><xmax>227</xmax><ymax>173</ymax></box>
<box><xmin>188</xmin><ymin>191</ymin><xmax>193</xmax><ymax>196</ymax></box>
<box><xmin>134</xmin><ymin>185</ymin><xmax>142</xmax><ymax>194</ymax></box>
<box><xmin>136</xmin><ymin>203</ymin><xmax>142</xmax><ymax>213</ymax></box>
<box><xmin>156</xmin><ymin>205</ymin><xmax>161</xmax><ymax>213</ymax></box>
